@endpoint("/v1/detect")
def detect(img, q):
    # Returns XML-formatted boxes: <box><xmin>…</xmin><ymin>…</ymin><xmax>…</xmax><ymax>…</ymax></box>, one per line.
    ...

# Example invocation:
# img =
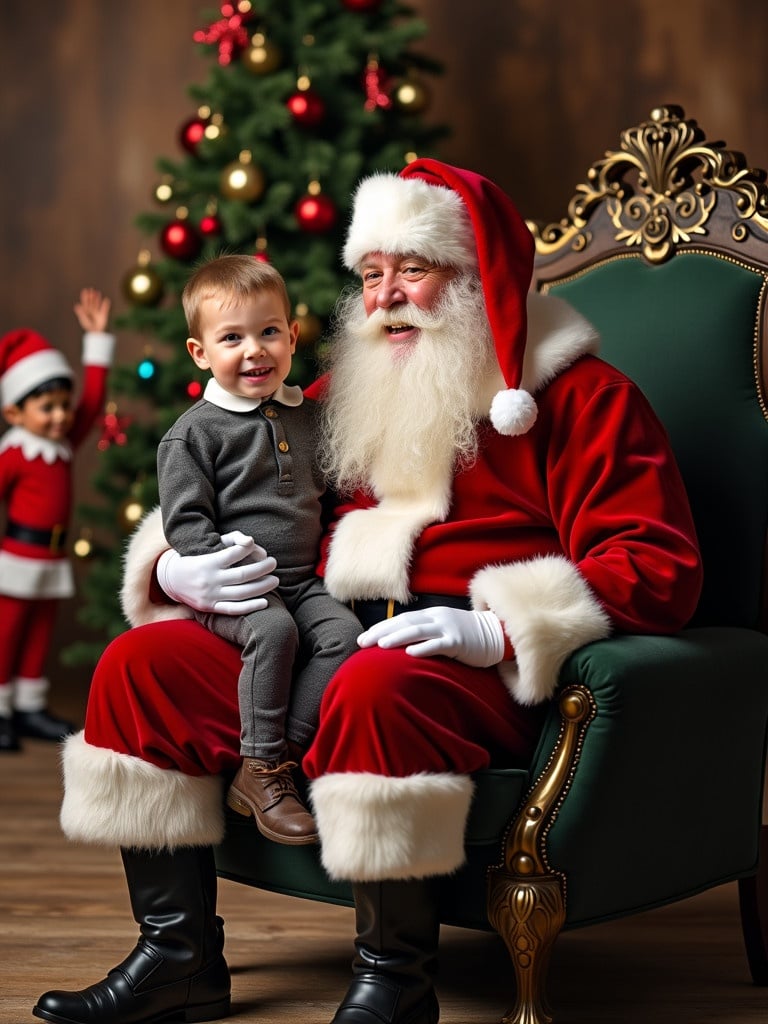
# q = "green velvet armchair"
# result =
<box><xmin>215</xmin><ymin>106</ymin><xmax>768</xmax><ymax>1023</ymax></box>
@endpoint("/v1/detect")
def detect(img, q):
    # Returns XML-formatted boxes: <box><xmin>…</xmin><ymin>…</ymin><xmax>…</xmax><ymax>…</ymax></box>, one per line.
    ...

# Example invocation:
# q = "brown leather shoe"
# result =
<box><xmin>226</xmin><ymin>758</ymin><xmax>319</xmax><ymax>845</ymax></box>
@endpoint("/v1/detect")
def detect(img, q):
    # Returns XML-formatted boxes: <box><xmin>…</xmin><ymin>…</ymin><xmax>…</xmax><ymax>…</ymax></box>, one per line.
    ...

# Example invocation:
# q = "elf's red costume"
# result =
<box><xmin>0</xmin><ymin>328</ymin><xmax>114</xmax><ymax>746</ymax></box>
<box><xmin>35</xmin><ymin>162</ymin><xmax>702</xmax><ymax>1024</ymax></box>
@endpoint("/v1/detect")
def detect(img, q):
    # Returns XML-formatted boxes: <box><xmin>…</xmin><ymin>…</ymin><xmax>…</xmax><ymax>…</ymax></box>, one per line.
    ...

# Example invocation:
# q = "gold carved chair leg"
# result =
<box><xmin>738</xmin><ymin>823</ymin><xmax>768</xmax><ymax>984</ymax></box>
<box><xmin>486</xmin><ymin>687</ymin><xmax>595</xmax><ymax>1024</ymax></box>
<box><xmin>487</xmin><ymin>869</ymin><xmax>564</xmax><ymax>1024</ymax></box>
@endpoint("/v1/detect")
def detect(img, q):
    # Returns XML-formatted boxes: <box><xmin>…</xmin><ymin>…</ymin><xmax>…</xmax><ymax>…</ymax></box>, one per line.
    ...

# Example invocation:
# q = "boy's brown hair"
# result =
<box><xmin>182</xmin><ymin>254</ymin><xmax>292</xmax><ymax>338</ymax></box>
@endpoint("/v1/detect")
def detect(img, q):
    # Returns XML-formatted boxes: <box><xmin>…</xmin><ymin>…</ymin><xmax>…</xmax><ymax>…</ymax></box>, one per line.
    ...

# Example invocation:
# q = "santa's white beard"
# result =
<box><xmin>318</xmin><ymin>274</ymin><xmax>500</xmax><ymax>498</ymax></box>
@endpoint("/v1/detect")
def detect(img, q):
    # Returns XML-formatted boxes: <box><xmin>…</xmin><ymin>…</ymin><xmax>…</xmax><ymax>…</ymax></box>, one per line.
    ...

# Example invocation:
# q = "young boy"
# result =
<box><xmin>157</xmin><ymin>254</ymin><xmax>361</xmax><ymax>845</ymax></box>
<box><xmin>0</xmin><ymin>289</ymin><xmax>115</xmax><ymax>752</ymax></box>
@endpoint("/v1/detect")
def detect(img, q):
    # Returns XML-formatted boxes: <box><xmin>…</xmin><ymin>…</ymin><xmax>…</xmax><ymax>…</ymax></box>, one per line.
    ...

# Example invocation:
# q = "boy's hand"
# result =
<box><xmin>74</xmin><ymin>288</ymin><xmax>111</xmax><ymax>332</ymax></box>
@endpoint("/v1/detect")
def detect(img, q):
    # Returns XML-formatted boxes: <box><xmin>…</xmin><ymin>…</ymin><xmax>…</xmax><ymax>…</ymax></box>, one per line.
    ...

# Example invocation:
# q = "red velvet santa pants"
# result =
<box><xmin>84</xmin><ymin>619</ymin><xmax>541</xmax><ymax>775</ymax></box>
<box><xmin>73</xmin><ymin>618</ymin><xmax>544</xmax><ymax>879</ymax></box>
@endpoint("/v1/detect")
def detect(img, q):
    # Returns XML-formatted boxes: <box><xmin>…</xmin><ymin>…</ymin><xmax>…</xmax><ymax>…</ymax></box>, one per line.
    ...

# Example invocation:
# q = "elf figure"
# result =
<box><xmin>0</xmin><ymin>289</ymin><xmax>115</xmax><ymax>752</ymax></box>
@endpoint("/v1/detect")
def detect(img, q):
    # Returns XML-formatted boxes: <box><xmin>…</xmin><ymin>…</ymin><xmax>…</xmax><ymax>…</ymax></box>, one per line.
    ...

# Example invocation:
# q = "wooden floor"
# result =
<box><xmin>1</xmin><ymin>688</ymin><xmax>766</xmax><ymax>1024</ymax></box>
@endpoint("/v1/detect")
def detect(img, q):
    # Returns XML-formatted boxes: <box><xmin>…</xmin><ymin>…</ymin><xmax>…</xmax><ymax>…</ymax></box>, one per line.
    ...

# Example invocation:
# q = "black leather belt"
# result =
<box><xmin>5</xmin><ymin>520</ymin><xmax>68</xmax><ymax>554</ymax></box>
<box><xmin>350</xmin><ymin>593</ymin><xmax>472</xmax><ymax>630</ymax></box>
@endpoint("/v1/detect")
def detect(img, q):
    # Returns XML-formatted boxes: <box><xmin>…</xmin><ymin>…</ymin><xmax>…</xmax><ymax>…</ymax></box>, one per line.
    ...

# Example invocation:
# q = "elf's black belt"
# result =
<box><xmin>5</xmin><ymin>520</ymin><xmax>68</xmax><ymax>554</ymax></box>
<box><xmin>350</xmin><ymin>593</ymin><xmax>471</xmax><ymax>630</ymax></box>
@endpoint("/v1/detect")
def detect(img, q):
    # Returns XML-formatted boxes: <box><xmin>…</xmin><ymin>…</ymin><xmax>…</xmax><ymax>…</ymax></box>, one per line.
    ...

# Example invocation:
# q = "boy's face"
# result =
<box><xmin>187</xmin><ymin>289</ymin><xmax>299</xmax><ymax>401</ymax></box>
<box><xmin>2</xmin><ymin>387</ymin><xmax>74</xmax><ymax>441</ymax></box>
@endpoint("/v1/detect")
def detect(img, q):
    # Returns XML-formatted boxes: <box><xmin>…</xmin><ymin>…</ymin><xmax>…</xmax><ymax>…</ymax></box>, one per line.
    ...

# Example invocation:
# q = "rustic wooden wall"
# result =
<box><xmin>3</xmin><ymin>0</ymin><xmax>767</xmax><ymax>676</ymax></box>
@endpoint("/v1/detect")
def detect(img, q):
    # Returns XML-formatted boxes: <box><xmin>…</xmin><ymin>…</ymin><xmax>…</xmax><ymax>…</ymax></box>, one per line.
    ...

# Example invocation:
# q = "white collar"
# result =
<box><xmin>202</xmin><ymin>376</ymin><xmax>304</xmax><ymax>412</ymax></box>
<box><xmin>0</xmin><ymin>426</ymin><xmax>72</xmax><ymax>463</ymax></box>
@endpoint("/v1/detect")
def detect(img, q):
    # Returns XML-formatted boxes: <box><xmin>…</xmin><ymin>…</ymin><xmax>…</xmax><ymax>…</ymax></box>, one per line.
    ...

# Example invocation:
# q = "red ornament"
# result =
<box><xmin>254</xmin><ymin>251</ymin><xmax>270</xmax><ymax>263</ymax></box>
<box><xmin>199</xmin><ymin>213</ymin><xmax>222</xmax><ymax>236</ymax></box>
<box><xmin>295</xmin><ymin>193</ymin><xmax>337</xmax><ymax>233</ymax></box>
<box><xmin>286</xmin><ymin>89</ymin><xmax>326</xmax><ymax>127</ymax></box>
<box><xmin>193</xmin><ymin>2</ymin><xmax>252</xmax><ymax>65</ymax></box>
<box><xmin>160</xmin><ymin>220</ymin><xmax>202</xmax><ymax>260</ymax></box>
<box><xmin>363</xmin><ymin>57</ymin><xmax>392</xmax><ymax>111</ymax></box>
<box><xmin>342</xmin><ymin>0</ymin><xmax>382</xmax><ymax>10</ymax></box>
<box><xmin>187</xmin><ymin>380</ymin><xmax>204</xmax><ymax>401</ymax></box>
<box><xmin>179</xmin><ymin>115</ymin><xmax>208</xmax><ymax>154</ymax></box>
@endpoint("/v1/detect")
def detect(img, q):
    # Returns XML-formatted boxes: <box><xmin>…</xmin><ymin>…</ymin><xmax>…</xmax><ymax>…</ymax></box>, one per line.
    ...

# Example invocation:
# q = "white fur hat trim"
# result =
<box><xmin>343</xmin><ymin>173</ymin><xmax>478</xmax><ymax>272</ymax></box>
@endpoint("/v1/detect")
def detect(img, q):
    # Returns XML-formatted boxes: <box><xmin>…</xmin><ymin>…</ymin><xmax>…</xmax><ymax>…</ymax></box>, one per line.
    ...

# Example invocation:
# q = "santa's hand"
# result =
<box><xmin>157</xmin><ymin>537</ymin><xmax>278</xmax><ymax>615</ymax></box>
<box><xmin>357</xmin><ymin>607</ymin><xmax>505</xmax><ymax>668</ymax></box>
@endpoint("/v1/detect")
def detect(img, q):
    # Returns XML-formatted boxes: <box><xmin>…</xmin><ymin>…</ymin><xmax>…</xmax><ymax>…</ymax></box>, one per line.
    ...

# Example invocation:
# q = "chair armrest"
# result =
<box><xmin>510</xmin><ymin>626</ymin><xmax>768</xmax><ymax>927</ymax></box>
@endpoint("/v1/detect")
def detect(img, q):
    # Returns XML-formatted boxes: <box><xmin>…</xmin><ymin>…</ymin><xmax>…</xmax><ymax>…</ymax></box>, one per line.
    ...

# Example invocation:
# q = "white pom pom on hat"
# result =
<box><xmin>343</xmin><ymin>157</ymin><xmax>537</xmax><ymax>435</ymax></box>
<box><xmin>0</xmin><ymin>329</ymin><xmax>73</xmax><ymax>408</ymax></box>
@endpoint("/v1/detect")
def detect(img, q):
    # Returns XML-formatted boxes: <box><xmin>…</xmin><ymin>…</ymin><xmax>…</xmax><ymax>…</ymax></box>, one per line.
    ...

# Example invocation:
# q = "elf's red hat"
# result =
<box><xmin>343</xmin><ymin>158</ymin><xmax>537</xmax><ymax>435</ymax></box>
<box><xmin>0</xmin><ymin>328</ymin><xmax>73</xmax><ymax>407</ymax></box>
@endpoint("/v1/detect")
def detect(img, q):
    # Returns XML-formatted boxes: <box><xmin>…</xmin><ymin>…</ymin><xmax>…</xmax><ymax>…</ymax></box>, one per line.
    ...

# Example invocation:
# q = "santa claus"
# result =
<box><xmin>34</xmin><ymin>162</ymin><xmax>702</xmax><ymax>1024</ymax></box>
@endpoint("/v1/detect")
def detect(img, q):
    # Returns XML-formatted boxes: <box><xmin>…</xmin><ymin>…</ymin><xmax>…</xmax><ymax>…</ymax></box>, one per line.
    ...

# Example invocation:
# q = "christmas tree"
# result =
<box><xmin>64</xmin><ymin>0</ymin><xmax>448</xmax><ymax>667</ymax></box>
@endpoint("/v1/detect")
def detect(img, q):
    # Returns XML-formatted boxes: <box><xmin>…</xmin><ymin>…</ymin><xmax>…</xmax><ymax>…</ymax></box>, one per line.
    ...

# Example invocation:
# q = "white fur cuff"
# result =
<box><xmin>471</xmin><ymin>554</ymin><xmax>611</xmax><ymax>705</ymax></box>
<box><xmin>60</xmin><ymin>732</ymin><xmax>225</xmax><ymax>849</ymax></box>
<box><xmin>310</xmin><ymin>771</ymin><xmax>474</xmax><ymax>881</ymax></box>
<box><xmin>120</xmin><ymin>506</ymin><xmax>193</xmax><ymax>628</ymax></box>
<box><xmin>82</xmin><ymin>331</ymin><xmax>116</xmax><ymax>367</ymax></box>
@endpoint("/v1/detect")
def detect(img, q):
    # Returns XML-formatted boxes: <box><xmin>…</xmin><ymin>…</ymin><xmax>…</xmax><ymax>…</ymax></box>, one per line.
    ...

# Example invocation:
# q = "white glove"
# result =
<box><xmin>157</xmin><ymin>531</ymin><xmax>279</xmax><ymax>615</ymax></box>
<box><xmin>357</xmin><ymin>606</ymin><xmax>506</xmax><ymax>668</ymax></box>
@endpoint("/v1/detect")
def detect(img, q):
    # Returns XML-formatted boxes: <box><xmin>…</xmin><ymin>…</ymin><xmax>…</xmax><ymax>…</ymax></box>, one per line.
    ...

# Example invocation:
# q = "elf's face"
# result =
<box><xmin>2</xmin><ymin>387</ymin><xmax>75</xmax><ymax>441</ymax></box>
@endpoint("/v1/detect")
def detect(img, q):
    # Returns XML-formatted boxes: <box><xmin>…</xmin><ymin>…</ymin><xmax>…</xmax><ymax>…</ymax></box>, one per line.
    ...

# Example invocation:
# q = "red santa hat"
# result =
<box><xmin>342</xmin><ymin>158</ymin><xmax>537</xmax><ymax>436</ymax></box>
<box><xmin>0</xmin><ymin>328</ymin><xmax>74</xmax><ymax>408</ymax></box>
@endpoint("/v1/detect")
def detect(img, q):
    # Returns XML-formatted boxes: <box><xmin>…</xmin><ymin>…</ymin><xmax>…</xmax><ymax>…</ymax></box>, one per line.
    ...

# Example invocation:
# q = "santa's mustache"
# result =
<box><xmin>355</xmin><ymin>302</ymin><xmax>446</xmax><ymax>344</ymax></box>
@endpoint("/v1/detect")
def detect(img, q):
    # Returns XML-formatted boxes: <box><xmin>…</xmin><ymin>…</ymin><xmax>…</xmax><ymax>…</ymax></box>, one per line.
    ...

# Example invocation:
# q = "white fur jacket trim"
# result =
<box><xmin>470</xmin><ymin>554</ymin><xmax>612</xmax><ymax>706</ymax></box>
<box><xmin>60</xmin><ymin>731</ymin><xmax>225</xmax><ymax>849</ymax></box>
<box><xmin>310</xmin><ymin>771</ymin><xmax>474</xmax><ymax>881</ymax></box>
<box><xmin>120</xmin><ymin>506</ymin><xmax>192</xmax><ymax>627</ymax></box>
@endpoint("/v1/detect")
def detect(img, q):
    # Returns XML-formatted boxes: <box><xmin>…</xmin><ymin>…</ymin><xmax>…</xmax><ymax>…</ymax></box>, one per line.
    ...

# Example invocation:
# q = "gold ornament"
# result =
<box><xmin>220</xmin><ymin>151</ymin><xmax>265</xmax><ymax>201</ymax></box>
<box><xmin>295</xmin><ymin>303</ymin><xmax>322</xmax><ymax>346</ymax></box>
<box><xmin>154</xmin><ymin>176</ymin><xmax>174</xmax><ymax>203</ymax></box>
<box><xmin>393</xmin><ymin>75</ymin><xmax>431</xmax><ymax>114</ymax></box>
<box><xmin>242</xmin><ymin>33</ymin><xmax>282</xmax><ymax>75</ymax></box>
<box><xmin>118</xmin><ymin>494</ymin><xmax>146</xmax><ymax>534</ymax></box>
<box><xmin>204</xmin><ymin>113</ymin><xmax>225</xmax><ymax>143</ymax></box>
<box><xmin>121</xmin><ymin>251</ymin><xmax>163</xmax><ymax>306</ymax></box>
<box><xmin>73</xmin><ymin>529</ymin><xmax>93</xmax><ymax>559</ymax></box>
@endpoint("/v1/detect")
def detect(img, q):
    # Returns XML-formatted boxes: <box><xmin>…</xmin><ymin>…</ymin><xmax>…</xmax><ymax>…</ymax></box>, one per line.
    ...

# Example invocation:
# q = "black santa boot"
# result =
<box><xmin>33</xmin><ymin>845</ymin><xmax>231</xmax><ymax>1024</ymax></box>
<box><xmin>331</xmin><ymin>879</ymin><xmax>441</xmax><ymax>1024</ymax></box>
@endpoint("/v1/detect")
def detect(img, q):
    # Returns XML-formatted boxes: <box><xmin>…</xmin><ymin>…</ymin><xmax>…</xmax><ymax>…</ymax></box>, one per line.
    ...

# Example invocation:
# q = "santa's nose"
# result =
<box><xmin>375</xmin><ymin>280</ymin><xmax>407</xmax><ymax>308</ymax></box>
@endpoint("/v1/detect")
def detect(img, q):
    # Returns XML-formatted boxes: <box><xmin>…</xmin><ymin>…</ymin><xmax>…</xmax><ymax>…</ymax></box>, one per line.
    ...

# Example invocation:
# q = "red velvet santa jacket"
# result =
<box><xmin>121</xmin><ymin>295</ymin><xmax>702</xmax><ymax>707</ymax></box>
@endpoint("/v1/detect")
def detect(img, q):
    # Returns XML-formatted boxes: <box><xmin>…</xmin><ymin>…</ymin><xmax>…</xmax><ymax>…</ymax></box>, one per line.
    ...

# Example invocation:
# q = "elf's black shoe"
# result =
<box><xmin>0</xmin><ymin>715</ymin><xmax>21</xmax><ymax>752</ymax></box>
<box><xmin>14</xmin><ymin>709</ymin><xmax>77</xmax><ymax>742</ymax></box>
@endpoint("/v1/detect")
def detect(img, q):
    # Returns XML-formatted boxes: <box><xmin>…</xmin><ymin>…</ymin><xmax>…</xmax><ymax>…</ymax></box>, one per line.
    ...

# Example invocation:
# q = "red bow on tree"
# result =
<box><xmin>193</xmin><ymin>2</ymin><xmax>253</xmax><ymax>65</ymax></box>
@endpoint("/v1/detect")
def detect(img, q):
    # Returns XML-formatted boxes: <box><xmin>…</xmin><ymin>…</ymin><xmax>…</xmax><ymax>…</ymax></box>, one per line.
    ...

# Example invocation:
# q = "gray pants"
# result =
<box><xmin>196</xmin><ymin>575</ymin><xmax>361</xmax><ymax>759</ymax></box>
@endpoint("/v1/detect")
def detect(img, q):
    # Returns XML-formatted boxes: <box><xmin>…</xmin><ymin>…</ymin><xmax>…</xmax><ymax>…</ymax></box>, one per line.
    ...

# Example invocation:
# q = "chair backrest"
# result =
<box><xmin>530</xmin><ymin>105</ymin><xmax>768</xmax><ymax>630</ymax></box>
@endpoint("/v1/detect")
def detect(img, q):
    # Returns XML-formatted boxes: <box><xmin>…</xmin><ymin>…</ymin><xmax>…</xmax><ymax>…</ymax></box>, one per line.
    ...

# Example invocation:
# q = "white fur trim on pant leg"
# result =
<box><xmin>60</xmin><ymin>732</ymin><xmax>225</xmax><ymax>849</ymax></box>
<box><xmin>470</xmin><ymin>555</ymin><xmax>611</xmax><ymax>706</ymax></box>
<box><xmin>310</xmin><ymin>772</ymin><xmax>474</xmax><ymax>881</ymax></box>
<box><xmin>120</xmin><ymin>506</ymin><xmax>193</xmax><ymax>628</ymax></box>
